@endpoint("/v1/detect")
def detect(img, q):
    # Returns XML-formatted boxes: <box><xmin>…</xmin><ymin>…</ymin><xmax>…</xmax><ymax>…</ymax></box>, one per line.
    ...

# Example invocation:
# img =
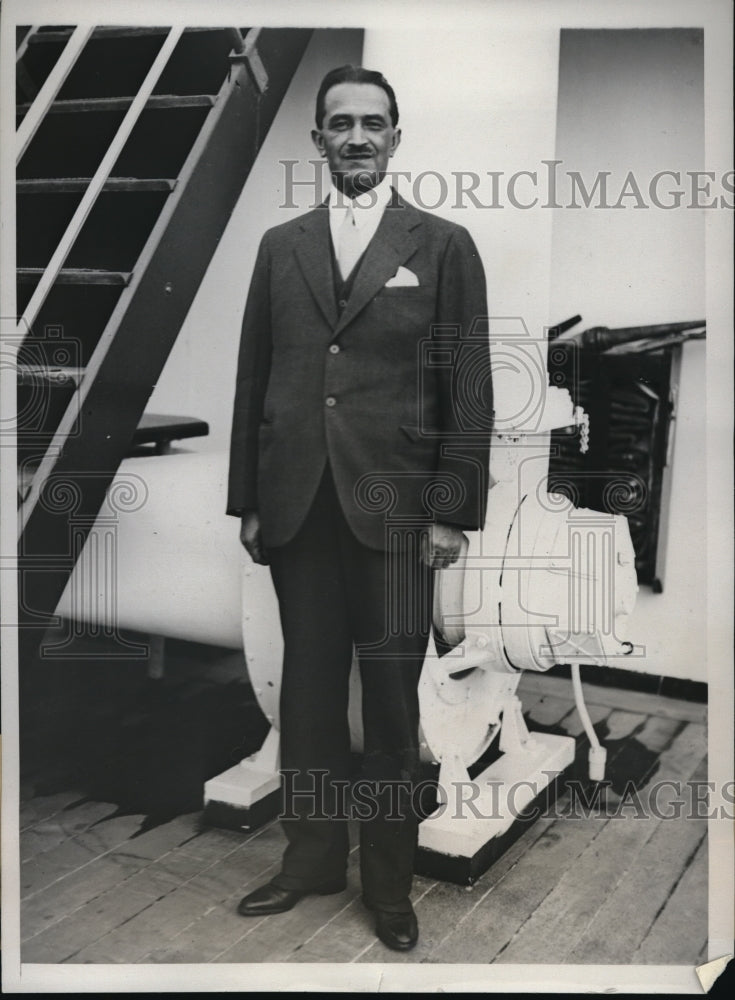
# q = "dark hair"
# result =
<box><xmin>314</xmin><ymin>65</ymin><xmax>399</xmax><ymax>129</ymax></box>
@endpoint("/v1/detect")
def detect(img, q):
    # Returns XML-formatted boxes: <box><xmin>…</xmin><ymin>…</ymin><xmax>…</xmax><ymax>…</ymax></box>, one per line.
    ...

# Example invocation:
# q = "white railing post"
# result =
<box><xmin>16</xmin><ymin>25</ymin><xmax>94</xmax><ymax>163</ymax></box>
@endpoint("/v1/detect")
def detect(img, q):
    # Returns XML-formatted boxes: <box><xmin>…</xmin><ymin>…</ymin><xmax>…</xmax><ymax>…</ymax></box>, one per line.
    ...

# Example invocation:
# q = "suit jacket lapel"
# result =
<box><xmin>334</xmin><ymin>195</ymin><xmax>421</xmax><ymax>336</ymax></box>
<box><xmin>293</xmin><ymin>204</ymin><xmax>338</xmax><ymax>330</ymax></box>
<box><xmin>292</xmin><ymin>192</ymin><xmax>422</xmax><ymax>335</ymax></box>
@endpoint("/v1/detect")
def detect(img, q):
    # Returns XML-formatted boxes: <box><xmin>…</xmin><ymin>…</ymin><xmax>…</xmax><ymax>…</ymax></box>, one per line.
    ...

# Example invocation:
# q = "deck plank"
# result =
<box><xmin>428</xmin><ymin>721</ymin><xmax>706</xmax><ymax>964</ymax></box>
<box><xmin>153</xmin><ymin>822</ymin><xmax>363</xmax><ymax>964</ymax></box>
<box><xmin>519</xmin><ymin>674</ymin><xmax>706</xmax><ymax>724</ymax></box>
<box><xmin>632</xmin><ymin>837</ymin><xmax>709</xmax><ymax>964</ymax></box>
<box><xmin>138</xmin><ymin>890</ymin><xmax>280</xmax><ymax>964</ymax></box>
<box><xmin>68</xmin><ymin>821</ymin><xmax>284</xmax><ymax>963</ymax></box>
<box><xmin>167</xmin><ymin>824</ymin><xmax>249</xmax><ymax>863</ymax></box>
<box><xmin>70</xmin><ymin>881</ymin><xmax>221</xmax><ymax>965</ymax></box>
<box><xmin>23</xmin><ymin>882</ymin><xmax>163</xmax><ymax>963</ymax></box>
<box><xmin>427</xmin><ymin>812</ymin><xmax>608</xmax><ymax>963</ymax></box>
<box><xmin>286</xmin><ymin>896</ymin><xmax>376</xmax><ymax>964</ymax></box>
<box><xmin>21</xmin><ymin>813</ymin><xmax>146</xmax><ymax>898</ymax></box>
<box><xmin>20</xmin><ymin>790</ymin><xmax>86</xmax><ymax>832</ymax></box>
<box><xmin>556</xmin><ymin>701</ymin><xmax>611</xmax><ymax>738</ymax></box>
<box><xmin>492</xmin><ymin>722</ymin><xmax>707</xmax><ymax>964</ymax></box>
<box><xmin>603</xmin><ymin>710</ymin><xmax>648</xmax><ymax>741</ymax></box>
<box><xmin>354</xmin><ymin>805</ymin><xmax>573</xmax><ymax>965</ymax></box>
<box><xmin>22</xmin><ymin>854</ymin><xmax>148</xmax><ymax>942</ymax></box>
<box><xmin>20</xmin><ymin>800</ymin><xmax>120</xmax><ymax>862</ymax></box>
<box><xmin>22</xmin><ymin>813</ymin><xmax>206</xmax><ymax>941</ymax></box>
<box><xmin>525</xmin><ymin>693</ymin><xmax>576</xmax><ymax>727</ymax></box>
<box><xmin>25</xmin><ymin>852</ymin><xmax>209</xmax><ymax>955</ymax></box>
<box><xmin>294</xmin><ymin>760</ymin><xmax>596</xmax><ymax>963</ymax></box>
<box><xmin>107</xmin><ymin>812</ymin><xmax>202</xmax><ymax>862</ymax></box>
<box><xmin>632</xmin><ymin>714</ymin><xmax>683</xmax><ymax>753</ymax></box>
<box><xmin>287</xmin><ymin>874</ymin><xmax>437</xmax><ymax>965</ymax></box>
<box><xmin>210</xmin><ymin>848</ymin><xmax>363</xmax><ymax>964</ymax></box>
<box><xmin>567</xmin><ymin>809</ymin><xmax>707</xmax><ymax>960</ymax></box>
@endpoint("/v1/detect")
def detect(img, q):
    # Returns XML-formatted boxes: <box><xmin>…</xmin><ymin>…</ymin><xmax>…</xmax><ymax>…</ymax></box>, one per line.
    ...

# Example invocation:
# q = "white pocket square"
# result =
<box><xmin>384</xmin><ymin>266</ymin><xmax>419</xmax><ymax>288</ymax></box>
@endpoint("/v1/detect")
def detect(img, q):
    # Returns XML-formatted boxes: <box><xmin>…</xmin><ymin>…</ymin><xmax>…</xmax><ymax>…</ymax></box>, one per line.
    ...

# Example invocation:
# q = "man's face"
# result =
<box><xmin>312</xmin><ymin>82</ymin><xmax>401</xmax><ymax>198</ymax></box>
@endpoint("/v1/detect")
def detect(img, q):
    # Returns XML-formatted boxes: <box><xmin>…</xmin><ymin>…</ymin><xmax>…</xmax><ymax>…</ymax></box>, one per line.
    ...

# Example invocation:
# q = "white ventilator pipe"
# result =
<box><xmin>571</xmin><ymin>662</ymin><xmax>607</xmax><ymax>782</ymax></box>
<box><xmin>56</xmin><ymin>452</ymin><xmax>247</xmax><ymax>649</ymax></box>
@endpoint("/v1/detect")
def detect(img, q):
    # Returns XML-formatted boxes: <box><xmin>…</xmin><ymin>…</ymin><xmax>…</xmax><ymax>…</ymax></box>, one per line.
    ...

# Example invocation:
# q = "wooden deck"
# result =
<box><xmin>18</xmin><ymin>659</ymin><xmax>708</xmax><ymax>966</ymax></box>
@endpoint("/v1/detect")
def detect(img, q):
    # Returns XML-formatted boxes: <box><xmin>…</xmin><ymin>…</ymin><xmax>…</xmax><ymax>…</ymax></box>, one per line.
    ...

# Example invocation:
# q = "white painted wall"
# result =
<box><xmin>550</xmin><ymin>29</ymin><xmax>706</xmax><ymax>682</ymax></box>
<box><xmin>364</xmin><ymin>27</ymin><xmax>560</xmax><ymax>345</ymax></box>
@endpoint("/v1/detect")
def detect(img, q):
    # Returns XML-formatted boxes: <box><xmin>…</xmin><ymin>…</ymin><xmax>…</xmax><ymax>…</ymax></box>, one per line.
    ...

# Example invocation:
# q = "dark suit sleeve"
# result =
<box><xmin>226</xmin><ymin>233</ymin><xmax>272</xmax><ymax>517</ymax></box>
<box><xmin>432</xmin><ymin>225</ymin><xmax>493</xmax><ymax>531</ymax></box>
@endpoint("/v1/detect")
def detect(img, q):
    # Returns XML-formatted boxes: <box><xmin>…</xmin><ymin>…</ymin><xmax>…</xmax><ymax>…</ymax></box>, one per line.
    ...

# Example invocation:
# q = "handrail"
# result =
<box><xmin>226</xmin><ymin>28</ymin><xmax>245</xmax><ymax>54</ymax></box>
<box><xmin>16</xmin><ymin>25</ymin><xmax>41</xmax><ymax>101</ymax></box>
<box><xmin>16</xmin><ymin>25</ymin><xmax>40</xmax><ymax>60</ymax></box>
<box><xmin>229</xmin><ymin>28</ymin><xmax>269</xmax><ymax>94</ymax></box>
<box><xmin>17</xmin><ymin>26</ymin><xmax>184</xmax><ymax>342</ymax></box>
<box><xmin>16</xmin><ymin>25</ymin><xmax>94</xmax><ymax>163</ymax></box>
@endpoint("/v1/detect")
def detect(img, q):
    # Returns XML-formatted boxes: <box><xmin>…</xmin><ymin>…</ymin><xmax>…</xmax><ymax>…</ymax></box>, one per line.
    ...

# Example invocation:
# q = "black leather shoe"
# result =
<box><xmin>366</xmin><ymin>901</ymin><xmax>419</xmax><ymax>951</ymax></box>
<box><xmin>237</xmin><ymin>877</ymin><xmax>346</xmax><ymax>917</ymax></box>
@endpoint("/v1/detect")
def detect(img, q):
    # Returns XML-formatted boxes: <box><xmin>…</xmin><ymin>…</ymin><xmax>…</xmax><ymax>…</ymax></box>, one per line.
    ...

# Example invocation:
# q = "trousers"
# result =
<box><xmin>267</xmin><ymin>463</ymin><xmax>433</xmax><ymax>910</ymax></box>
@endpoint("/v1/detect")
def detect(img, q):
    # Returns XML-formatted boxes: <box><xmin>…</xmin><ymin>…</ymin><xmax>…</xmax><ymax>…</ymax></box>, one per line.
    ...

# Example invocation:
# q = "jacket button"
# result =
<box><xmin>329</xmin><ymin>344</ymin><xmax>340</xmax><ymax>354</ymax></box>
<box><xmin>325</xmin><ymin>396</ymin><xmax>336</xmax><ymax>407</ymax></box>
<box><xmin>338</xmin><ymin>299</ymin><xmax>348</xmax><ymax>309</ymax></box>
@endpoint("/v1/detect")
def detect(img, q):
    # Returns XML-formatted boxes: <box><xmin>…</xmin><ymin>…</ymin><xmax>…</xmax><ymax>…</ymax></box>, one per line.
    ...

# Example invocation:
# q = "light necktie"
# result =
<box><xmin>337</xmin><ymin>204</ymin><xmax>363</xmax><ymax>281</ymax></box>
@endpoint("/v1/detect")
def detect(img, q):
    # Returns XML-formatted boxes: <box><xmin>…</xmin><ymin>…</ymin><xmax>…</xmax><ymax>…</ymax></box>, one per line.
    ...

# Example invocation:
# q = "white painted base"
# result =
<box><xmin>204</xmin><ymin>726</ymin><xmax>281</xmax><ymax>811</ymax></box>
<box><xmin>203</xmin><ymin>755</ymin><xmax>281</xmax><ymax>810</ymax></box>
<box><xmin>418</xmin><ymin>732</ymin><xmax>575</xmax><ymax>858</ymax></box>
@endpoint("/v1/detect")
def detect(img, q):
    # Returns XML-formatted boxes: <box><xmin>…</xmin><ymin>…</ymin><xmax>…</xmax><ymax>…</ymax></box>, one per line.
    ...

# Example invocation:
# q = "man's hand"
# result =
<box><xmin>422</xmin><ymin>523</ymin><xmax>466</xmax><ymax>570</ymax></box>
<box><xmin>240</xmin><ymin>510</ymin><xmax>269</xmax><ymax>565</ymax></box>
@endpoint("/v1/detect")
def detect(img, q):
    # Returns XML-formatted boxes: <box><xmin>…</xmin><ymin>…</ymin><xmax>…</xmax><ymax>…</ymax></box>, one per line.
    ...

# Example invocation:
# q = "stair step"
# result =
<box><xmin>18</xmin><ymin>101</ymin><xmax>211</xmax><ymax>182</ymax></box>
<box><xmin>18</xmin><ymin>268</ymin><xmax>132</xmax><ymax>286</ymax></box>
<box><xmin>17</xmin><ymin>177</ymin><xmax>177</xmax><ymax>194</ymax></box>
<box><xmin>17</xmin><ymin>94</ymin><xmax>217</xmax><ymax>116</ymax></box>
<box><xmin>27</xmin><ymin>26</ymin><xmax>245</xmax><ymax>44</ymax></box>
<box><xmin>17</xmin><ymin>365</ymin><xmax>85</xmax><ymax>387</ymax></box>
<box><xmin>132</xmin><ymin>413</ymin><xmax>210</xmax><ymax>450</ymax></box>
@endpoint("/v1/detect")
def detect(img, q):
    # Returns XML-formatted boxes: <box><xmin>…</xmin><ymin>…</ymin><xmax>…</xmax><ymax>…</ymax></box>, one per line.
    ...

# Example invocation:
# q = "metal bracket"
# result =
<box><xmin>229</xmin><ymin>28</ymin><xmax>269</xmax><ymax>95</ymax></box>
<box><xmin>499</xmin><ymin>695</ymin><xmax>539</xmax><ymax>755</ymax></box>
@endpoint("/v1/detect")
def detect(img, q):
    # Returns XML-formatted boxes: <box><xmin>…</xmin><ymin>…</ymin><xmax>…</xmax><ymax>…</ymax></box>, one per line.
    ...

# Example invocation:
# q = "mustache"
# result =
<box><xmin>342</xmin><ymin>147</ymin><xmax>374</xmax><ymax>158</ymax></box>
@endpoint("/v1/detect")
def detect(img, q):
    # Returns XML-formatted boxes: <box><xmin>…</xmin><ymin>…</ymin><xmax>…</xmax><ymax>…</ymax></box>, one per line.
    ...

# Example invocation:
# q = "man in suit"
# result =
<box><xmin>227</xmin><ymin>65</ymin><xmax>492</xmax><ymax>951</ymax></box>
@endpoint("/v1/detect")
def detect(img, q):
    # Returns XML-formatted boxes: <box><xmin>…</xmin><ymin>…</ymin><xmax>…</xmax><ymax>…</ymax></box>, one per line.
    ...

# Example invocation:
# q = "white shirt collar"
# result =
<box><xmin>328</xmin><ymin>175</ymin><xmax>393</xmax><ymax>228</ymax></box>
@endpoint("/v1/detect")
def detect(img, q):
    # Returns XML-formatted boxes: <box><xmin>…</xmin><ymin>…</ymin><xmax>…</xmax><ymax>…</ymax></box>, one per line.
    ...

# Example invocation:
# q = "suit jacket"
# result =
<box><xmin>227</xmin><ymin>190</ymin><xmax>493</xmax><ymax>551</ymax></box>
